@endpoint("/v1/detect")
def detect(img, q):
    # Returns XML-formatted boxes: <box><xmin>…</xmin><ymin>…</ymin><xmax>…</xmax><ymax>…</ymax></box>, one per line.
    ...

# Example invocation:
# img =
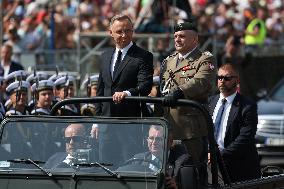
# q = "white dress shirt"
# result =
<box><xmin>212</xmin><ymin>92</ymin><xmax>237</xmax><ymax>150</ymax></box>
<box><xmin>111</xmin><ymin>41</ymin><xmax>133</xmax><ymax>78</ymax></box>
<box><xmin>110</xmin><ymin>42</ymin><xmax>133</xmax><ymax>96</ymax></box>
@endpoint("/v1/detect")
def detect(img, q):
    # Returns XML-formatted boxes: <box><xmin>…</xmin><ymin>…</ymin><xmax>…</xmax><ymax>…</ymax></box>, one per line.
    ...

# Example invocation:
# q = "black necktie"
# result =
<box><xmin>113</xmin><ymin>50</ymin><xmax>122</xmax><ymax>77</ymax></box>
<box><xmin>214</xmin><ymin>98</ymin><xmax>227</xmax><ymax>140</ymax></box>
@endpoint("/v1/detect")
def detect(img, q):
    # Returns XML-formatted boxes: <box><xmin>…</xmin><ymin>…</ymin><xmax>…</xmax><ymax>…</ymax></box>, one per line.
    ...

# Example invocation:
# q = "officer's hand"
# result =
<box><xmin>164</xmin><ymin>88</ymin><xmax>184</xmax><ymax>107</ymax></box>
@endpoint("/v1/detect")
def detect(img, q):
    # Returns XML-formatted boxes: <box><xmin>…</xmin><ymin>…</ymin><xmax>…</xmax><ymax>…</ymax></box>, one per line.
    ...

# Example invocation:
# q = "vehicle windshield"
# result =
<box><xmin>270</xmin><ymin>80</ymin><xmax>284</xmax><ymax>101</ymax></box>
<box><xmin>0</xmin><ymin>117</ymin><xmax>167</xmax><ymax>176</ymax></box>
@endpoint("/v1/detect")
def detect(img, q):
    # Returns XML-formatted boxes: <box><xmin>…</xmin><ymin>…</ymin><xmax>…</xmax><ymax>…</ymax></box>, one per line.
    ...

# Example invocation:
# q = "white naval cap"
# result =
<box><xmin>82</xmin><ymin>74</ymin><xmax>99</xmax><ymax>87</ymax></box>
<box><xmin>31</xmin><ymin>80</ymin><xmax>54</xmax><ymax>92</ymax></box>
<box><xmin>48</xmin><ymin>74</ymin><xmax>63</xmax><ymax>82</ymax></box>
<box><xmin>54</xmin><ymin>75</ymin><xmax>75</xmax><ymax>89</ymax></box>
<box><xmin>26</xmin><ymin>71</ymin><xmax>49</xmax><ymax>84</ymax></box>
<box><xmin>153</xmin><ymin>76</ymin><xmax>160</xmax><ymax>85</ymax></box>
<box><xmin>5</xmin><ymin>70</ymin><xmax>27</xmax><ymax>84</ymax></box>
<box><xmin>6</xmin><ymin>81</ymin><xmax>30</xmax><ymax>95</ymax></box>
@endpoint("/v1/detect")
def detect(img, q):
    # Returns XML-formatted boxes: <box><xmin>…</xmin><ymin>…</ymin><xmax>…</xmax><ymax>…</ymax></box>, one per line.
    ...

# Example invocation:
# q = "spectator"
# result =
<box><xmin>0</xmin><ymin>44</ymin><xmax>24</xmax><ymax>78</ymax></box>
<box><xmin>244</xmin><ymin>7</ymin><xmax>267</xmax><ymax>52</ymax></box>
<box><xmin>208</xmin><ymin>63</ymin><xmax>261</xmax><ymax>182</ymax></box>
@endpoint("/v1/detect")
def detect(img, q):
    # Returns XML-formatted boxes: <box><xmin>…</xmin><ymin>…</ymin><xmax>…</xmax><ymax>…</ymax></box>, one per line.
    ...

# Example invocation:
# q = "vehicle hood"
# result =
<box><xmin>258</xmin><ymin>99</ymin><xmax>284</xmax><ymax>115</ymax></box>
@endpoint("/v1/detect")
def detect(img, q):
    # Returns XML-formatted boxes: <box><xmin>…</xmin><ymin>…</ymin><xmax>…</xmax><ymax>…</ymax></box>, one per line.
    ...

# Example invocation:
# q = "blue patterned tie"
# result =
<box><xmin>214</xmin><ymin>98</ymin><xmax>227</xmax><ymax>140</ymax></box>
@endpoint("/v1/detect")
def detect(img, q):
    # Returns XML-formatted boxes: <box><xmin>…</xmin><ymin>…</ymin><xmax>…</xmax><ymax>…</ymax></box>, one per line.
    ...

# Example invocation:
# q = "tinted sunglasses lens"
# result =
<box><xmin>217</xmin><ymin>76</ymin><xmax>233</xmax><ymax>81</ymax></box>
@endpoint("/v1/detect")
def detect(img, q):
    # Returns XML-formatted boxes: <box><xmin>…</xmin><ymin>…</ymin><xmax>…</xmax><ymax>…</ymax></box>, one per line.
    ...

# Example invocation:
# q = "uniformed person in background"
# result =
<box><xmin>27</xmin><ymin>71</ymin><xmax>49</xmax><ymax>111</ymax></box>
<box><xmin>160</xmin><ymin>20</ymin><xmax>217</xmax><ymax>166</ymax></box>
<box><xmin>5</xmin><ymin>81</ymin><xmax>30</xmax><ymax>116</ymax></box>
<box><xmin>30</xmin><ymin>80</ymin><xmax>54</xmax><ymax>115</ymax></box>
<box><xmin>4</xmin><ymin>70</ymin><xmax>28</xmax><ymax>110</ymax></box>
<box><xmin>54</xmin><ymin>75</ymin><xmax>80</xmax><ymax>116</ymax></box>
<box><xmin>0</xmin><ymin>77</ymin><xmax>6</xmax><ymax>118</ymax></box>
<box><xmin>80</xmin><ymin>74</ymin><xmax>99</xmax><ymax>116</ymax></box>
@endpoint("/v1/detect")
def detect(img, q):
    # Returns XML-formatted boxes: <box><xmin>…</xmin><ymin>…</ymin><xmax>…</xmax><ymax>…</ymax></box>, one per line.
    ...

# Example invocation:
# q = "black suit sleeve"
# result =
<box><xmin>221</xmin><ymin>102</ymin><xmax>258</xmax><ymax>158</ymax></box>
<box><xmin>128</xmin><ymin>50</ymin><xmax>153</xmax><ymax>96</ymax></box>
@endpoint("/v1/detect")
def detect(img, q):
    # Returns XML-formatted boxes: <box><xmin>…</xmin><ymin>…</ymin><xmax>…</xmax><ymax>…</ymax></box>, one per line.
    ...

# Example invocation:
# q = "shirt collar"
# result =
<box><xmin>178</xmin><ymin>46</ymin><xmax>198</xmax><ymax>59</ymax></box>
<box><xmin>220</xmin><ymin>92</ymin><xmax>237</xmax><ymax>104</ymax></box>
<box><xmin>116</xmin><ymin>41</ymin><xmax>133</xmax><ymax>55</ymax></box>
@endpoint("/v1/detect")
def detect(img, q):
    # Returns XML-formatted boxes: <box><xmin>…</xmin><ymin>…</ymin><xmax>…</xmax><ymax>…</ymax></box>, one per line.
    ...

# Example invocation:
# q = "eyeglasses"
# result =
<box><xmin>217</xmin><ymin>75</ymin><xmax>237</xmax><ymax>81</ymax></box>
<box><xmin>64</xmin><ymin>136</ymin><xmax>83</xmax><ymax>143</ymax></box>
<box><xmin>147</xmin><ymin>136</ymin><xmax>163</xmax><ymax>143</ymax></box>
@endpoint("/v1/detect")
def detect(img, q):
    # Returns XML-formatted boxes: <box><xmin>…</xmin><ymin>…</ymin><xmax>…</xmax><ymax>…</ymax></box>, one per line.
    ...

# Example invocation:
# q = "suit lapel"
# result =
<box><xmin>209</xmin><ymin>95</ymin><xmax>220</xmax><ymax>116</ymax></box>
<box><xmin>113</xmin><ymin>44</ymin><xmax>135</xmax><ymax>82</ymax></box>
<box><xmin>225</xmin><ymin>93</ymin><xmax>240</xmax><ymax>136</ymax></box>
<box><xmin>105</xmin><ymin>49</ymin><xmax>114</xmax><ymax>82</ymax></box>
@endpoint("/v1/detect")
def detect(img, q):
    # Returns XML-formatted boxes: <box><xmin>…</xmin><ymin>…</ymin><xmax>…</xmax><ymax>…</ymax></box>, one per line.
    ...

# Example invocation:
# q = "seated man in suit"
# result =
<box><xmin>44</xmin><ymin>124</ymin><xmax>86</xmax><ymax>169</ymax></box>
<box><xmin>129</xmin><ymin>125</ymin><xmax>188</xmax><ymax>189</ymax></box>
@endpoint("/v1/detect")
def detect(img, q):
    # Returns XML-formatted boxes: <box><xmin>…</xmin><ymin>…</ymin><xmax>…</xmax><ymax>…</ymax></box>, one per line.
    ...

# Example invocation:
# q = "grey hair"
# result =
<box><xmin>109</xmin><ymin>14</ymin><xmax>133</xmax><ymax>28</ymax></box>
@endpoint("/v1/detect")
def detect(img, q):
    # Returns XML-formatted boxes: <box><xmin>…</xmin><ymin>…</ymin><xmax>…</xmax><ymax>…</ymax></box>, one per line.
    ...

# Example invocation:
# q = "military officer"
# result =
<box><xmin>80</xmin><ymin>74</ymin><xmax>99</xmax><ymax>116</ymax></box>
<box><xmin>160</xmin><ymin>21</ymin><xmax>217</xmax><ymax>164</ymax></box>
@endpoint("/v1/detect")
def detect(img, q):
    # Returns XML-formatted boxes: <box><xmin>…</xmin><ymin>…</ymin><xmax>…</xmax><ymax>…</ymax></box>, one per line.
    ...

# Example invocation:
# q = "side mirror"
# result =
<box><xmin>256</xmin><ymin>88</ymin><xmax>268</xmax><ymax>99</ymax></box>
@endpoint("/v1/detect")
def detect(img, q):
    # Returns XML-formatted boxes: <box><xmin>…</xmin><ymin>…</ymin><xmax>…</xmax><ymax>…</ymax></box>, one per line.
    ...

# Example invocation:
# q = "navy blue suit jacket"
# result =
<box><xmin>209</xmin><ymin>93</ymin><xmax>261</xmax><ymax>182</ymax></box>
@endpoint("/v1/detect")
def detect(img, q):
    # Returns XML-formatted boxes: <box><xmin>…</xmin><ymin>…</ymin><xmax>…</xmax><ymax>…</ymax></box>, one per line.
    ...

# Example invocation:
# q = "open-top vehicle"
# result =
<box><xmin>0</xmin><ymin>97</ymin><xmax>284</xmax><ymax>189</ymax></box>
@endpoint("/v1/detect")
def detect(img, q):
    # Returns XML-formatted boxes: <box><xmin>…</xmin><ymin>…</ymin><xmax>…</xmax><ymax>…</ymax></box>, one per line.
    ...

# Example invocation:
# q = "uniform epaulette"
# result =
<box><xmin>166</xmin><ymin>52</ymin><xmax>178</xmax><ymax>60</ymax></box>
<box><xmin>203</xmin><ymin>51</ymin><xmax>213</xmax><ymax>57</ymax></box>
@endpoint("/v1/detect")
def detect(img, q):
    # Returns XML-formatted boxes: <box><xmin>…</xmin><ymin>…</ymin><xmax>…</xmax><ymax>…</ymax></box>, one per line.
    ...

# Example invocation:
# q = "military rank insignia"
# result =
<box><xmin>208</xmin><ymin>63</ymin><xmax>215</xmax><ymax>70</ymax></box>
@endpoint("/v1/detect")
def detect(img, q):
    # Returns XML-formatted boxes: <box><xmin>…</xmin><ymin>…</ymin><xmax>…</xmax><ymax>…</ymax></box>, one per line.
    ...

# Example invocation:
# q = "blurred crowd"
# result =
<box><xmin>1</xmin><ymin>0</ymin><xmax>284</xmax><ymax>68</ymax></box>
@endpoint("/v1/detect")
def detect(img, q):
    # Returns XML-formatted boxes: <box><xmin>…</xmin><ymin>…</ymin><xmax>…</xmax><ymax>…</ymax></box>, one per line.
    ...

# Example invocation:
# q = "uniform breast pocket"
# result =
<box><xmin>178</xmin><ymin>71</ymin><xmax>195</xmax><ymax>84</ymax></box>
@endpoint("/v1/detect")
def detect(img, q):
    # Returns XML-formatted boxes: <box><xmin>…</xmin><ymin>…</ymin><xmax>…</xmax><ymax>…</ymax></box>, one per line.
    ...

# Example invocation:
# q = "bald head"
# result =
<box><xmin>65</xmin><ymin>124</ymin><xmax>85</xmax><ymax>137</ymax></box>
<box><xmin>65</xmin><ymin>124</ymin><xmax>86</xmax><ymax>155</ymax></box>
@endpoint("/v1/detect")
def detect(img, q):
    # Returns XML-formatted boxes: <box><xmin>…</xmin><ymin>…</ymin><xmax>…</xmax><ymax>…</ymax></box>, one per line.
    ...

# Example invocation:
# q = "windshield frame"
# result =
<box><xmin>0</xmin><ymin>115</ymin><xmax>169</xmax><ymax>177</ymax></box>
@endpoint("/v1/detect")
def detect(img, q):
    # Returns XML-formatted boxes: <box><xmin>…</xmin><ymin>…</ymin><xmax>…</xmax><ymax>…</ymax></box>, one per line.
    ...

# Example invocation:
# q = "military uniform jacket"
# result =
<box><xmin>161</xmin><ymin>48</ymin><xmax>217</xmax><ymax>140</ymax></box>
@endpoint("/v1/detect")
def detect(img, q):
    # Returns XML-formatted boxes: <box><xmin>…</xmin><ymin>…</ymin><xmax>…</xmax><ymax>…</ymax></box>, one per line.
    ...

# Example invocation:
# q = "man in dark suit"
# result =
<box><xmin>95</xmin><ymin>14</ymin><xmax>153</xmax><ymax>165</ymax></box>
<box><xmin>0</xmin><ymin>44</ymin><xmax>24</xmax><ymax>77</ymax></box>
<box><xmin>208</xmin><ymin>63</ymin><xmax>261</xmax><ymax>182</ymax></box>
<box><xmin>44</xmin><ymin>124</ymin><xmax>86</xmax><ymax>169</ymax></box>
<box><xmin>95</xmin><ymin>14</ymin><xmax>153</xmax><ymax>116</ymax></box>
<box><xmin>128</xmin><ymin>125</ymin><xmax>187</xmax><ymax>189</ymax></box>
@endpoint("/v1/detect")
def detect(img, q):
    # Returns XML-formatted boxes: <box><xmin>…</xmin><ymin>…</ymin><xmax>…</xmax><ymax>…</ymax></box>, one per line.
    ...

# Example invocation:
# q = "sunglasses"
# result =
<box><xmin>64</xmin><ymin>136</ymin><xmax>84</xmax><ymax>143</ymax></box>
<box><xmin>217</xmin><ymin>75</ymin><xmax>237</xmax><ymax>81</ymax></box>
<box><xmin>147</xmin><ymin>136</ymin><xmax>163</xmax><ymax>142</ymax></box>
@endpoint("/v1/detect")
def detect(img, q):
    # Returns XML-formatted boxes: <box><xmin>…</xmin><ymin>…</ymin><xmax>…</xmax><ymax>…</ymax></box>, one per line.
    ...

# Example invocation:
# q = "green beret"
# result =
<box><xmin>174</xmin><ymin>22</ymin><xmax>197</xmax><ymax>32</ymax></box>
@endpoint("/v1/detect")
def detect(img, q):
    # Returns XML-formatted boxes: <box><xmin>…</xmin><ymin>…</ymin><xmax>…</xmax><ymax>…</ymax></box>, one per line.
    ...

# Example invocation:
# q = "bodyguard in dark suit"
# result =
<box><xmin>209</xmin><ymin>63</ymin><xmax>261</xmax><ymax>182</ymax></box>
<box><xmin>95</xmin><ymin>14</ymin><xmax>153</xmax><ymax>165</ymax></box>
<box><xmin>0</xmin><ymin>44</ymin><xmax>24</xmax><ymax>77</ymax></box>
